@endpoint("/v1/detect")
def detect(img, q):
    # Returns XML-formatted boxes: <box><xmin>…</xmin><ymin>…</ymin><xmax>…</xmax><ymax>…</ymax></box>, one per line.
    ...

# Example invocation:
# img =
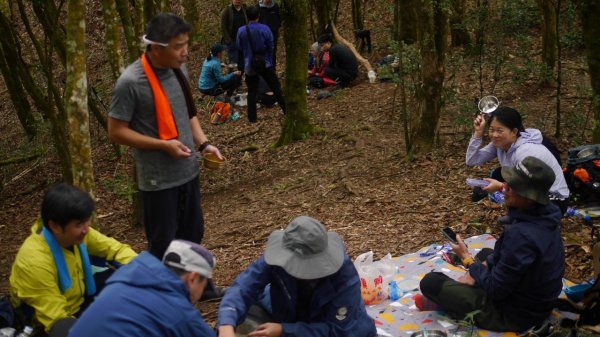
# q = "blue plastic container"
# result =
<box><xmin>564</xmin><ymin>282</ymin><xmax>593</xmax><ymax>303</ymax></box>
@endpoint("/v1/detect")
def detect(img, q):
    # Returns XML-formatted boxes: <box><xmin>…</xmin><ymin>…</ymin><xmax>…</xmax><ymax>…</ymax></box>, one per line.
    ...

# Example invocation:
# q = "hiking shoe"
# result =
<box><xmin>471</xmin><ymin>187</ymin><xmax>488</xmax><ymax>202</ymax></box>
<box><xmin>200</xmin><ymin>286</ymin><xmax>228</xmax><ymax>301</ymax></box>
<box><xmin>413</xmin><ymin>293</ymin><xmax>441</xmax><ymax>311</ymax></box>
<box><xmin>497</xmin><ymin>215</ymin><xmax>513</xmax><ymax>226</ymax></box>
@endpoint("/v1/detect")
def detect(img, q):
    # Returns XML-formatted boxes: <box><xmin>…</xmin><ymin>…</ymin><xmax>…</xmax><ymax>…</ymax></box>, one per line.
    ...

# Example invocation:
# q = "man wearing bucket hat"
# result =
<box><xmin>218</xmin><ymin>216</ymin><xmax>376</xmax><ymax>337</ymax></box>
<box><xmin>68</xmin><ymin>240</ymin><xmax>217</xmax><ymax>337</ymax></box>
<box><xmin>419</xmin><ymin>157</ymin><xmax>564</xmax><ymax>332</ymax></box>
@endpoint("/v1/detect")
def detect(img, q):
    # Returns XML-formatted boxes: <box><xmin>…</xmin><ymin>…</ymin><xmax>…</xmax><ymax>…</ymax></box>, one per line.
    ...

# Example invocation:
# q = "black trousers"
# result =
<box><xmin>141</xmin><ymin>176</ymin><xmax>204</xmax><ymax>258</ymax></box>
<box><xmin>324</xmin><ymin>67</ymin><xmax>356</xmax><ymax>87</ymax></box>
<box><xmin>246</xmin><ymin>67</ymin><xmax>285</xmax><ymax>123</ymax></box>
<box><xmin>200</xmin><ymin>75</ymin><xmax>242</xmax><ymax>97</ymax></box>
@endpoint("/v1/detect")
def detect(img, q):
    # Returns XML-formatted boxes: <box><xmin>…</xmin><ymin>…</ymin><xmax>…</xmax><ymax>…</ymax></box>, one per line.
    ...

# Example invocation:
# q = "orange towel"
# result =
<box><xmin>141</xmin><ymin>54</ymin><xmax>178</xmax><ymax>140</ymax></box>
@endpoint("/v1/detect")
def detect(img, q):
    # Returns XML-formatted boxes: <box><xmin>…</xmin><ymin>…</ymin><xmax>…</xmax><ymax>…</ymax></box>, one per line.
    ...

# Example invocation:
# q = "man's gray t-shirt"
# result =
<box><xmin>110</xmin><ymin>60</ymin><xmax>199</xmax><ymax>191</ymax></box>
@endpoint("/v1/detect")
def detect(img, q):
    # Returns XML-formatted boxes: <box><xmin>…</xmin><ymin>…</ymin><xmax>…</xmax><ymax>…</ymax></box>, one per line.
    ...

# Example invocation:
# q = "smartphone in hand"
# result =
<box><xmin>442</xmin><ymin>227</ymin><xmax>458</xmax><ymax>244</ymax></box>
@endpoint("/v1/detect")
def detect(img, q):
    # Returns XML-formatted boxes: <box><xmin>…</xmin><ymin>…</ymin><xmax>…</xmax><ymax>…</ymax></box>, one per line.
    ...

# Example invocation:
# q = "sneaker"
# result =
<box><xmin>471</xmin><ymin>187</ymin><xmax>488</xmax><ymax>202</ymax></box>
<box><xmin>497</xmin><ymin>215</ymin><xmax>513</xmax><ymax>226</ymax></box>
<box><xmin>200</xmin><ymin>285</ymin><xmax>228</xmax><ymax>301</ymax></box>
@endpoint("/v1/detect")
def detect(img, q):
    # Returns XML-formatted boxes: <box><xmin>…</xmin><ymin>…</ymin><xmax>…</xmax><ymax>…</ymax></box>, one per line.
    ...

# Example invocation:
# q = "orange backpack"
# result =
<box><xmin>210</xmin><ymin>102</ymin><xmax>231</xmax><ymax>125</ymax></box>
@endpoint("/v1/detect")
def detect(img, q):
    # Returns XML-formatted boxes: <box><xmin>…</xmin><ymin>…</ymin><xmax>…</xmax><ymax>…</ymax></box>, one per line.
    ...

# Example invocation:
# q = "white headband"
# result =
<box><xmin>142</xmin><ymin>35</ymin><xmax>168</xmax><ymax>47</ymax></box>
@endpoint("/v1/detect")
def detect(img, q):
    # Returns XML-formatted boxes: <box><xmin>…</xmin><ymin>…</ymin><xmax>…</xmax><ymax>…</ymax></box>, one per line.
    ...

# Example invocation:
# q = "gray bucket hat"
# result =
<box><xmin>501</xmin><ymin>156</ymin><xmax>555</xmax><ymax>205</ymax></box>
<box><xmin>264</xmin><ymin>216</ymin><xmax>345</xmax><ymax>280</ymax></box>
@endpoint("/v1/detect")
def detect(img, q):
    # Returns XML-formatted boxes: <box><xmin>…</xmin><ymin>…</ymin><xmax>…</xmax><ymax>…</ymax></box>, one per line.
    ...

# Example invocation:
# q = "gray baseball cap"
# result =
<box><xmin>264</xmin><ymin>216</ymin><xmax>345</xmax><ymax>280</ymax></box>
<box><xmin>501</xmin><ymin>156</ymin><xmax>555</xmax><ymax>205</ymax></box>
<box><xmin>162</xmin><ymin>240</ymin><xmax>215</xmax><ymax>279</ymax></box>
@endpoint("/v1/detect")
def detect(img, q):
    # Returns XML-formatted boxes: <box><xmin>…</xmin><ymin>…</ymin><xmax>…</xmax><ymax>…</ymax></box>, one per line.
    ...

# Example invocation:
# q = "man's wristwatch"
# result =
<box><xmin>198</xmin><ymin>141</ymin><xmax>210</xmax><ymax>152</ymax></box>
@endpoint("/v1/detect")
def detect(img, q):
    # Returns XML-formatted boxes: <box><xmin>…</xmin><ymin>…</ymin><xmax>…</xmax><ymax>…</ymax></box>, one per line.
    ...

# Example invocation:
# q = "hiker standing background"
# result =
<box><xmin>108</xmin><ymin>13</ymin><xmax>222</xmax><ymax>260</ymax></box>
<box><xmin>258</xmin><ymin>0</ymin><xmax>281</xmax><ymax>69</ymax></box>
<box><xmin>236</xmin><ymin>6</ymin><xmax>286</xmax><ymax>123</ymax></box>
<box><xmin>221</xmin><ymin>0</ymin><xmax>248</xmax><ymax>65</ymax></box>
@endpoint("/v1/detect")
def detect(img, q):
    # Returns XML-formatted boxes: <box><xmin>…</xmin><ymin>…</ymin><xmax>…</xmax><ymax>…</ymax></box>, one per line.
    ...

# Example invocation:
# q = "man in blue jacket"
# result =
<box><xmin>236</xmin><ymin>5</ymin><xmax>285</xmax><ymax>123</ymax></box>
<box><xmin>218</xmin><ymin>216</ymin><xmax>376</xmax><ymax>337</ymax></box>
<box><xmin>68</xmin><ymin>240</ymin><xmax>217</xmax><ymax>337</ymax></box>
<box><xmin>419</xmin><ymin>156</ymin><xmax>564</xmax><ymax>332</ymax></box>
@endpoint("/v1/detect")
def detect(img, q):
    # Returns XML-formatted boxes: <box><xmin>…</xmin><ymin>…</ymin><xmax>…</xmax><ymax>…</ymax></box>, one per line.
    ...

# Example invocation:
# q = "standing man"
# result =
<box><xmin>221</xmin><ymin>0</ymin><xmax>248</xmax><ymax>65</ymax></box>
<box><xmin>258</xmin><ymin>0</ymin><xmax>281</xmax><ymax>69</ymax></box>
<box><xmin>68</xmin><ymin>240</ymin><xmax>217</xmax><ymax>337</ymax></box>
<box><xmin>318</xmin><ymin>34</ymin><xmax>358</xmax><ymax>88</ymax></box>
<box><xmin>108</xmin><ymin>13</ymin><xmax>222</xmax><ymax>259</ymax></box>
<box><xmin>236</xmin><ymin>5</ymin><xmax>286</xmax><ymax>123</ymax></box>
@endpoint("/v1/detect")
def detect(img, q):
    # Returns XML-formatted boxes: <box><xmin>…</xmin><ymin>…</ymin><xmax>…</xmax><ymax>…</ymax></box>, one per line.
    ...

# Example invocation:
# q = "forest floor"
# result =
<box><xmin>0</xmin><ymin>0</ymin><xmax>597</xmax><ymax>325</ymax></box>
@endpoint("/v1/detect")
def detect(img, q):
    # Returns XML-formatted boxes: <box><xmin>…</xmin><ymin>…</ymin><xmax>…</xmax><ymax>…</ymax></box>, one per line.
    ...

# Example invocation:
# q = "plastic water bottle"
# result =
<box><xmin>566</xmin><ymin>207</ymin><xmax>592</xmax><ymax>221</ymax></box>
<box><xmin>368</xmin><ymin>70</ymin><xmax>376</xmax><ymax>83</ymax></box>
<box><xmin>16</xmin><ymin>326</ymin><xmax>32</xmax><ymax>337</ymax></box>
<box><xmin>389</xmin><ymin>281</ymin><xmax>401</xmax><ymax>300</ymax></box>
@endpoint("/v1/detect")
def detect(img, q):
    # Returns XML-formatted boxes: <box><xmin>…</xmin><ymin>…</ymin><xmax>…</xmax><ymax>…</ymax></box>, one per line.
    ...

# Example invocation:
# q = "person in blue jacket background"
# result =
<box><xmin>218</xmin><ymin>216</ymin><xmax>376</xmax><ymax>337</ymax></box>
<box><xmin>198</xmin><ymin>43</ymin><xmax>242</xmax><ymax>99</ymax></box>
<box><xmin>419</xmin><ymin>156</ymin><xmax>565</xmax><ymax>332</ymax></box>
<box><xmin>68</xmin><ymin>240</ymin><xmax>217</xmax><ymax>337</ymax></box>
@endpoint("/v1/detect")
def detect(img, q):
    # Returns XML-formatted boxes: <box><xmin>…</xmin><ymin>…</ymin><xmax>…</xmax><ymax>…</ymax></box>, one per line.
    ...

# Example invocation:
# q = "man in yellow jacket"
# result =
<box><xmin>9</xmin><ymin>184</ymin><xmax>137</xmax><ymax>336</ymax></box>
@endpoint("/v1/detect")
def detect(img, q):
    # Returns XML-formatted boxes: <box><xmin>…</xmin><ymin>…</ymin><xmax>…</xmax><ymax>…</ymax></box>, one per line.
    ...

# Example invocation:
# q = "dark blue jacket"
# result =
<box><xmin>68</xmin><ymin>252</ymin><xmax>216</xmax><ymax>337</ymax></box>
<box><xmin>469</xmin><ymin>203</ymin><xmax>564</xmax><ymax>328</ymax></box>
<box><xmin>219</xmin><ymin>255</ymin><xmax>376</xmax><ymax>337</ymax></box>
<box><xmin>236</xmin><ymin>22</ymin><xmax>274</xmax><ymax>74</ymax></box>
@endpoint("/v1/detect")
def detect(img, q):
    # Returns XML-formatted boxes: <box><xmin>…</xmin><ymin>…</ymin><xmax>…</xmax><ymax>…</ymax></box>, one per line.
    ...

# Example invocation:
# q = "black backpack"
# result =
<box><xmin>564</xmin><ymin>144</ymin><xmax>600</xmax><ymax>206</ymax></box>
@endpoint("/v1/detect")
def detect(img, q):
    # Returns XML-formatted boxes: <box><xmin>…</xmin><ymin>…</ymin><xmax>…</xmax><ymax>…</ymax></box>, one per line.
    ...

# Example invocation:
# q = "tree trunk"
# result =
<box><xmin>182</xmin><ymin>0</ymin><xmax>202</xmax><ymax>41</ymax></box>
<box><xmin>159</xmin><ymin>0</ymin><xmax>171</xmax><ymax>12</ymax></box>
<box><xmin>412</xmin><ymin>0</ymin><xmax>447</xmax><ymax>153</ymax></box>
<box><xmin>580</xmin><ymin>0</ymin><xmax>600</xmax><ymax>142</ymax></box>
<box><xmin>133</xmin><ymin>0</ymin><xmax>145</xmax><ymax>38</ymax></box>
<box><xmin>116</xmin><ymin>0</ymin><xmax>140</xmax><ymax>63</ymax></box>
<box><xmin>450</xmin><ymin>0</ymin><xmax>470</xmax><ymax>47</ymax></box>
<box><xmin>101</xmin><ymin>0</ymin><xmax>125</xmax><ymax>80</ymax></box>
<box><xmin>0</xmin><ymin>43</ymin><xmax>36</xmax><ymax>140</ymax></box>
<box><xmin>144</xmin><ymin>0</ymin><xmax>158</xmax><ymax>24</ymax></box>
<box><xmin>65</xmin><ymin>0</ymin><xmax>95</xmax><ymax>195</ymax></box>
<box><xmin>275</xmin><ymin>0</ymin><xmax>313</xmax><ymax>146</ymax></box>
<box><xmin>351</xmin><ymin>0</ymin><xmax>364</xmax><ymax>42</ymax></box>
<box><xmin>536</xmin><ymin>0</ymin><xmax>557</xmax><ymax>82</ymax></box>
<box><xmin>397</xmin><ymin>0</ymin><xmax>417</xmax><ymax>44</ymax></box>
<box><xmin>313</xmin><ymin>0</ymin><xmax>334</xmax><ymax>36</ymax></box>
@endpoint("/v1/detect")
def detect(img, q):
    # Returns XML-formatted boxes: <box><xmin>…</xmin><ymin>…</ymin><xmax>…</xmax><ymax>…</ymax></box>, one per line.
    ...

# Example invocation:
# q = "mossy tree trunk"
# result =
<box><xmin>182</xmin><ymin>0</ymin><xmax>202</xmax><ymax>41</ymax></box>
<box><xmin>580</xmin><ymin>0</ymin><xmax>600</xmax><ymax>142</ymax></box>
<box><xmin>65</xmin><ymin>0</ymin><xmax>95</xmax><ymax>195</ymax></box>
<box><xmin>450</xmin><ymin>0</ymin><xmax>470</xmax><ymax>47</ymax></box>
<box><xmin>536</xmin><ymin>0</ymin><xmax>557</xmax><ymax>84</ymax></box>
<box><xmin>351</xmin><ymin>0</ymin><xmax>364</xmax><ymax>43</ymax></box>
<box><xmin>101</xmin><ymin>0</ymin><xmax>125</xmax><ymax>80</ymax></box>
<box><xmin>394</xmin><ymin>0</ymin><xmax>417</xmax><ymax>44</ymax></box>
<box><xmin>313</xmin><ymin>0</ymin><xmax>336</xmax><ymax>36</ymax></box>
<box><xmin>0</xmin><ymin>43</ymin><xmax>36</xmax><ymax>140</ymax></box>
<box><xmin>5</xmin><ymin>3</ymin><xmax>73</xmax><ymax>181</ymax></box>
<box><xmin>144</xmin><ymin>0</ymin><xmax>159</xmax><ymax>24</ymax></box>
<box><xmin>275</xmin><ymin>0</ymin><xmax>313</xmax><ymax>147</ymax></box>
<box><xmin>412</xmin><ymin>0</ymin><xmax>448</xmax><ymax>154</ymax></box>
<box><xmin>116</xmin><ymin>0</ymin><xmax>140</xmax><ymax>63</ymax></box>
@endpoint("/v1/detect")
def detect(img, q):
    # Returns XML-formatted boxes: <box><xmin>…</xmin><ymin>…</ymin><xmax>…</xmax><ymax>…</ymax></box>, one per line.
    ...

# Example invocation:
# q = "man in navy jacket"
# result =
<box><xmin>68</xmin><ymin>240</ymin><xmax>217</xmax><ymax>337</ymax></box>
<box><xmin>218</xmin><ymin>216</ymin><xmax>376</xmax><ymax>337</ymax></box>
<box><xmin>419</xmin><ymin>156</ymin><xmax>565</xmax><ymax>332</ymax></box>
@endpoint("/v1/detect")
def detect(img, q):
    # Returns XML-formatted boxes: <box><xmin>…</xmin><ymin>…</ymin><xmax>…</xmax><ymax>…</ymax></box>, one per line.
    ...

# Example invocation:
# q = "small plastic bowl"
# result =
<box><xmin>203</xmin><ymin>153</ymin><xmax>225</xmax><ymax>170</ymax></box>
<box><xmin>564</xmin><ymin>283</ymin><xmax>593</xmax><ymax>303</ymax></box>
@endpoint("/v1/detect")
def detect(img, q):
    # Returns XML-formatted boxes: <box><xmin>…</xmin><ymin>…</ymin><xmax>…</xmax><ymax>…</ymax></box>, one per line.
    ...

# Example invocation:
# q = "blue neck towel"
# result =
<box><xmin>42</xmin><ymin>226</ymin><xmax>96</xmax><ymax>296</ymax></box>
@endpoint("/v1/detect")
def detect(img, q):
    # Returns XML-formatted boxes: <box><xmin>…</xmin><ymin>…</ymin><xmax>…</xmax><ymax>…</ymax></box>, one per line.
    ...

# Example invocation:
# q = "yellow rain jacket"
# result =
<box><xmin>9</xmin><ymin>220</ymin><xmax>137</xmax><ymax>333</ymax></box>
